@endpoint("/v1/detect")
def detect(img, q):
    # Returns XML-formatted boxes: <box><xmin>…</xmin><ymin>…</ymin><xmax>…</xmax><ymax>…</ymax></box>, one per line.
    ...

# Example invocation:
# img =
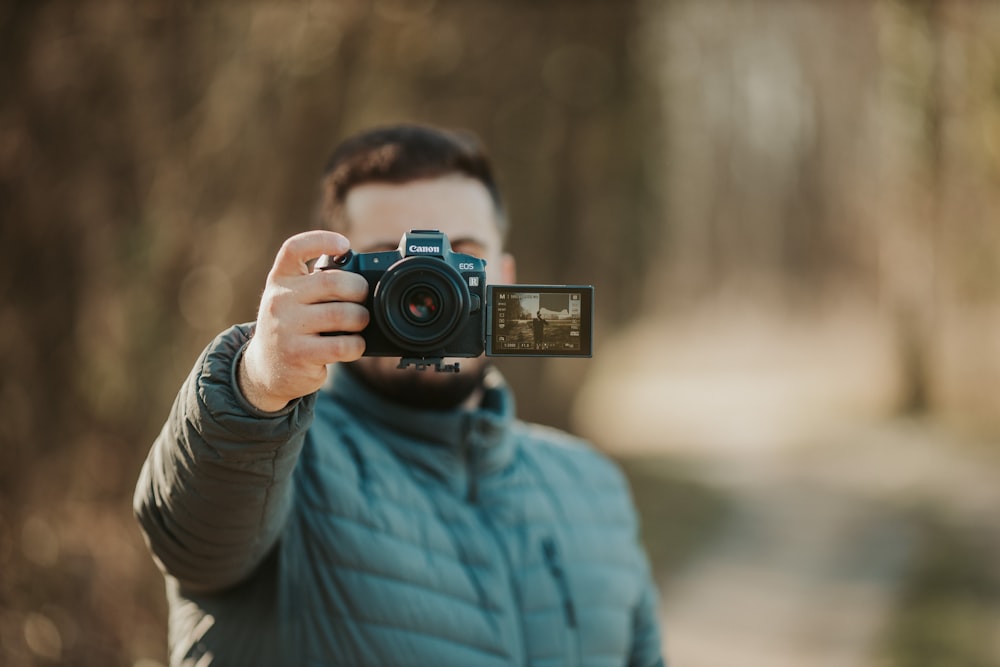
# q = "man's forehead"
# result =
<box><xmin>344</xmin><ymin>176</ymin><xmax>492</xmax><ymax>212</ymax></box>
<box><xmin>342</xmin><ymin>176</ymin><xmax>501</xmax><ymax>249</ymax></box>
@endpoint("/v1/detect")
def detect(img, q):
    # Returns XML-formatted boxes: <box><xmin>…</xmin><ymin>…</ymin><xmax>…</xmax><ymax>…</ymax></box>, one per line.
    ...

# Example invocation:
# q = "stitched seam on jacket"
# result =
<box><xmin>306</xmin><ymin>496</ymin><xmax>634</xmax><ymax>532</ymax></box>
<box><xmin>305</xmin><ymin>511</ymin><xmax>493</xmax><ymax>569</ymax></box>
<box><xmin>522</xmin><ymin>600</ymin><xmax>634</xmax><ymax>616</ymax></box>
<box><xmin>324</xmin><ymin>562</ymin><xmax>504</xmax><ymax>613</ymax></box>
<box><xmin>307</xmin><ymin>610</ymin><xmax>509</xmax><ymax>660</ymax></box>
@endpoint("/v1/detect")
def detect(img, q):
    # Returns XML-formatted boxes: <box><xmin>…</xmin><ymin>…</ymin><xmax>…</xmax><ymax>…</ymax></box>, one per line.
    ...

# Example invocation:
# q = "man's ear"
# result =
<box><xmin>499</xmin><ymin>253</ymin><xmax>516</xmax><ymax>283</ymax></box>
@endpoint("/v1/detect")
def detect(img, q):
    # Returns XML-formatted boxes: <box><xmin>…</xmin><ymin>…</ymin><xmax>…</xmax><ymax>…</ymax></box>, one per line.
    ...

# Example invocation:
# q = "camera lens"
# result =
<box><xmin>403</xmin><ymin>286</ymin><xmax>441</xmax><ymax>325</ymax></box>
<box><xmin>372</xmin><ymin>256</ymin><xmax>471</xmax><ymax>354</ymax></box>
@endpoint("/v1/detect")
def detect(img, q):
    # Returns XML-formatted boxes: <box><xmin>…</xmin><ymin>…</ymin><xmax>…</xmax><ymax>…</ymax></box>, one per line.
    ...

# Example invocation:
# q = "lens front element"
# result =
<box><xmin>403</xmin><ymin>286</ymin><xmax>441</xmax><ymax>325</ymax></box>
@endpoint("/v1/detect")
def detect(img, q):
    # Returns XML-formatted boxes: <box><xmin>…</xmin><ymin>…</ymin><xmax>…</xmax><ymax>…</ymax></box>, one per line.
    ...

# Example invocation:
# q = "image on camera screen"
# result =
<box><xmin>486</xmin><ymin>285</ymin><xmax>593</xmax><ymax>357</ymax></box>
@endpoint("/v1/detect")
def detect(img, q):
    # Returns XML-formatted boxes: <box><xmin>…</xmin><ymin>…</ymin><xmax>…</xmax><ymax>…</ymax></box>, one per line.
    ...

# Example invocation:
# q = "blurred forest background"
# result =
<box><xmin>2</xmin><ymin>1</ymin><xmax>1000</xmax><ymax>665</ymax></box>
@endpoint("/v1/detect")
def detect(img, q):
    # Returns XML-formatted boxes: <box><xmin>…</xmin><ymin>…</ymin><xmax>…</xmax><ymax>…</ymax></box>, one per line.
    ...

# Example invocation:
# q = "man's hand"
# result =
<box><xmin>239</xmin><ymin>231</ymin><xmax>369</xmax><ymax>412</ymax></box>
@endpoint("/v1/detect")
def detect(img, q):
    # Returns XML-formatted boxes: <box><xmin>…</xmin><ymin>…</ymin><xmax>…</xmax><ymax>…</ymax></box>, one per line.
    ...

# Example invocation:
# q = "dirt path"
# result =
<box><xmin>656</xmin><ymin>420</ymin><xmax>1000</xmax><ymax>667</ymax></box>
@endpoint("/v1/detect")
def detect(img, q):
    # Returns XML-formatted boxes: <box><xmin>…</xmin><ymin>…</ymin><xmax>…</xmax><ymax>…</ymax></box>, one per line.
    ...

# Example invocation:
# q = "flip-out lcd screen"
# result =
<box><xmin>486</xmin><ymin>285</ymin><xmax>593</xmax><ymax>357</ymax></box>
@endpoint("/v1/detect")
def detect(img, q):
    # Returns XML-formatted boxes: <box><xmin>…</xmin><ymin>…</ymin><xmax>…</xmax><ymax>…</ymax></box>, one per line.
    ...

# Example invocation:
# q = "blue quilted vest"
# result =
<box><xmin>136</xmin><ymin>326</ymin><xmax>664</xmax><ymax>666</ymax></box>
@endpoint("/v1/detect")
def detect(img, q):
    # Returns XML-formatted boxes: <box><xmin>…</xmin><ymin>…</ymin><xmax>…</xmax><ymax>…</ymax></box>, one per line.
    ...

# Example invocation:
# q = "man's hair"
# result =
<box><xmin>319</xmin><ymin>124</ymin><xmax>506</xmax><ymax>238</ymax></box>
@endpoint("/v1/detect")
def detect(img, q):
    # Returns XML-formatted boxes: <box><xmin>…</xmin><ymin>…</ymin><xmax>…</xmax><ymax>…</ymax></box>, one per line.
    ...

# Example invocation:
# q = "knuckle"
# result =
<box><xmin>276</xmin><ymin>237</ymin><xmax>300</xmax><ymax>264</ymax></box>
<box><xmin>322</xmin><ymin>270</ymin><xmax>368</xmax><ymax>301</ymax></box>
<box><xmin>347</xmin><ymin>272</ymin><xmax>370</xmax><ymax>298</ymax></box>
<box><xmin>324</xmin><ymin>303</ymin><xmax>368</xmax><ymax>334</ymax></box>
<box><xmin>317</xmin><ymin>270</ymin><xmax>339</xmax><ymax>291</ymax></box>
<box><xmin>283</xmin><ymin>335</ymin><xmax>309</xmax><ymax>363</ymax></box>
<box><xmin>327</xmin><ymin>334</ymin><xmax>364</xmax><ymax>361</ymax></box>
<box><xmin>342</xmin><ymin>303</ymin><xmax>370</xmax><ymax>331</ymax></box>
<box><xmin>259</xmin><ymin>287</ymin><xmax>292</xmax><ymax>321</ymax></box>
<box><xmin>259</xmin><ymin>294</ymin><xmax>281</xmax><ymax>320</ymax></box>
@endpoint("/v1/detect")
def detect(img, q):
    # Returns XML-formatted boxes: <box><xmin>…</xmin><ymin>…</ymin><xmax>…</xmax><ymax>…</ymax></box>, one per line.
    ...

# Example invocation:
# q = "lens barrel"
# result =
<box><xmin>372</xmin><ymin>256</ymin><xmax>470</xmax><ymax>353</ymax></box>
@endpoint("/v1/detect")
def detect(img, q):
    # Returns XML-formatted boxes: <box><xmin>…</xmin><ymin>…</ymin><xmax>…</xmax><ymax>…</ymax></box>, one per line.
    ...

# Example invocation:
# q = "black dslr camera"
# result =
<box><xmin>316</xmin><ymin>229</ymin><xmax>593</xmax><ymax>372</ymax></box>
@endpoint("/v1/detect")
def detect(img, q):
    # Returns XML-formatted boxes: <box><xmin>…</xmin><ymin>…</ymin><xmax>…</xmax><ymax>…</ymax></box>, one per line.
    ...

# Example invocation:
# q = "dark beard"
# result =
<box><xmin>344</xmin><ymin>360</ymin><xmax>487</xmax><ymax>410</ymax></box>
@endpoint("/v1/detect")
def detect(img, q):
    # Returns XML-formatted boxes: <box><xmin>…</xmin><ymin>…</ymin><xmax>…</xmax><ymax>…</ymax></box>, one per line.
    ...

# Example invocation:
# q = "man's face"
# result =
<box><xmin>340</xmin><ymin>175</ymin><xmax>515</xmax><ymax>409</ymax></box>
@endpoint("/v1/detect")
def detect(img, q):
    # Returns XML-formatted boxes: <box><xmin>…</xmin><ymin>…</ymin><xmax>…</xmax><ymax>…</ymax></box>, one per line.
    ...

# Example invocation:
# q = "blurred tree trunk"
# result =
<box><xmin>879</xmin><ymin>0</ymin><xmax>946</xmax><ymax>416</ymax></box>
<box><xmin>894</xmin><ymin>0</ymin><xmax>945</xmax><ymax>415</ymax></box>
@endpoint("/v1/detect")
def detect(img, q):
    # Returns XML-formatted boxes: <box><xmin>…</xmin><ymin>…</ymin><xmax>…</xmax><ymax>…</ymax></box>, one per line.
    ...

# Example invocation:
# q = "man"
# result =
<box><xmin>532</xmin><ymin>310</ymin><xmax>547</xmax><ymax>348</ymax></box>
<box><xmin>134</xmin><ymin>124</ymin><xmax>665</xmax><ymax>667</ymax></box>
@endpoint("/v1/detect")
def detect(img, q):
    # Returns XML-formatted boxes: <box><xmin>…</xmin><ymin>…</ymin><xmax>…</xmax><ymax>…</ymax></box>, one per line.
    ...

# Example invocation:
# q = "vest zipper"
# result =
<box><xmin>466</xmin><ymin>437</ymin><xmax>479</xmax><ymax>503</ymax></box>
<box><xmin>462</xmin><ymin>418</ymin><xmax>479</xmax><ymax>504</ymax></box>
<box><xmin>478</xmin><ymin>509</ymin><xmax>528</xmax><ymax>665</ymax></box>
<box><xmin>542</xmin><ymin>537</ymin><xmax>580</xmax><ymax>665</ymax></box>
<box><xmin>466</xmin><ymin>415</ymin><xmax>526</xmax><ymax>663</ymax></box>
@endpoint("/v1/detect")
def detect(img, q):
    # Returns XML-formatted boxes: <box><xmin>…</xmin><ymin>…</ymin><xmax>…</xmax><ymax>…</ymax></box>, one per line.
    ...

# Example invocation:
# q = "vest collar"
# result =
<box><xmin>322</xmin><ymin>363</ymin><xmax>518</xmax><ymax>481</ymax></box>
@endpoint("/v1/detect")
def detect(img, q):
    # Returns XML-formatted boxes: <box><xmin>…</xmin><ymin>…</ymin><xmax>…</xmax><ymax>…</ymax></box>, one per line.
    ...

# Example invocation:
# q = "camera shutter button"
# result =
<box><xmin>315</xmin><ymin>250</ymin><xmax>352</xmax><ymax>271</ymax></box>
<box><xmin>332</xmin><ymin>249</ymin><xmax>354</xmax><ymax>266</ymax></box>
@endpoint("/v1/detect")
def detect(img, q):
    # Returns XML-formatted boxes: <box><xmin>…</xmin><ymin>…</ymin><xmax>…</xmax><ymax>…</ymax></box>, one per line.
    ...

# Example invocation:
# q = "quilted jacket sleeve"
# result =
<box><xmin>133</xmin><ymin>324</ymin><xmax>316</xmax><ymax>594</ymax></box>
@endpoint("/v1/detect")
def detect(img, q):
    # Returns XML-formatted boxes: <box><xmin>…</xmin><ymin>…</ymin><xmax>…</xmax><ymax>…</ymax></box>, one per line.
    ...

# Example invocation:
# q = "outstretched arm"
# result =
<box><xmin>133</xmin><ymin>324</ymin><xmax>313</xmax><ymax>593</ymax></box>
<box><xmin>133</xmin><ymin>231</ymin><xmax>369</xmax><ymax>593</ymax></box>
